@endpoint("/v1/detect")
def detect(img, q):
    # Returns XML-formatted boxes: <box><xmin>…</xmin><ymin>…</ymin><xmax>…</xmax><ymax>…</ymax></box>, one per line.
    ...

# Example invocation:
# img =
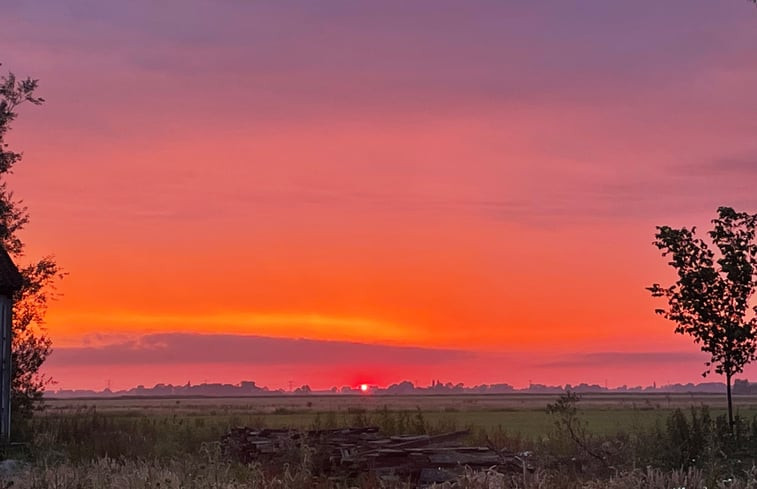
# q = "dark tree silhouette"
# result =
<box><xmin>648</xmin><ymin>207</ymin><xmax>757</xmax><ymax>430</ymax></box>
<box><xmin>0</xmin><ymin>66</ymin><xmax>64</xmax><ymax>418</ymax></box>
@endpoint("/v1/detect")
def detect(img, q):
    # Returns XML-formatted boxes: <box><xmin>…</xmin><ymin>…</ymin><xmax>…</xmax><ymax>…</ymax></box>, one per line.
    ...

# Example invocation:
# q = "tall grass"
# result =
<box><xmin>17</xmin><ymin>406</ymin><xmax>470</xmax><ymax>462</ymax></box>
<box><xmin>4</xmin><ymin>461</ymin><xmax>757</xmax><ymax>489</ymax></box>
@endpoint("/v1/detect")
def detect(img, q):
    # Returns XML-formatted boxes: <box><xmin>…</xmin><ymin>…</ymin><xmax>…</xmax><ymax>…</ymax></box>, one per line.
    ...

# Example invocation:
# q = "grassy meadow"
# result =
<box><xmin>38</xmin><ymin>392</ymin><xmax>757</xmax><ymax>439</ymax></box>
<box><xmin>4</xmin><ymin>393</ymin><xmax>757</xmax><ymax>488</ymax></box>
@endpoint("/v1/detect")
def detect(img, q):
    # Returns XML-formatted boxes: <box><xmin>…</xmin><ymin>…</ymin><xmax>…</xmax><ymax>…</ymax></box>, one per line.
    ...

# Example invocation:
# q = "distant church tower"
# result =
<box><xmin>0</xmin><ymin>248</ymin><xmax>23</xmax><ymax>443</ymax></box>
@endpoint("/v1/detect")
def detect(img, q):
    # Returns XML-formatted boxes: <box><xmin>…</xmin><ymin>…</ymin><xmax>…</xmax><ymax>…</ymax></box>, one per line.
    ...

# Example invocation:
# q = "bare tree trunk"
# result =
<box><xmin>726</xmin><ymin>371</ymin><xmax>734</xmax><ymax>432</ymax></box>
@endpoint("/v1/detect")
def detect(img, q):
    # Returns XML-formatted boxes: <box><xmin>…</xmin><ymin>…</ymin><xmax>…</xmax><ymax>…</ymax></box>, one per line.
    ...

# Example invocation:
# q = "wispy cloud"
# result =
<box><xmin>671</xmin><ymin>157</ymin><xmax>757</xmax><ymax>178</ymax></box>
<box><xmin>48</xmin><ymin>333</ymin><xmax>475</xmax><ymax>366</ymax></box>
<box><xmin>50</xmin><ymin>332</ymin><xmax>706</xmax><ymax>371</ymax></box>
<box><xmin>537</xmin><ymin>351</ymin><xmax>707</xmax><ymax>369</ymax></box>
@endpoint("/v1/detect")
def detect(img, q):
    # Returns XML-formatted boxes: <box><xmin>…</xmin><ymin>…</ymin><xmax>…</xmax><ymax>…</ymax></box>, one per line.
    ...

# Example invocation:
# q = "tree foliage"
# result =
<box><xmin>0</xmin><ymin>66</ymin><xmax>63</xmax><ymax>418</ymax></box>
<box><xmin>648</xmin><ymin>207</ymin><xmax>757</xmax><ymax>428</ymax></box>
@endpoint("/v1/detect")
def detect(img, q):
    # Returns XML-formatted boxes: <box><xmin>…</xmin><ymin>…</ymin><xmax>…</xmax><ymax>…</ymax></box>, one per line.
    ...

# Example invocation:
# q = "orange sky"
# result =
<box><xmin>3</xmin><ymin>1</ymin><xmax>757</xmax><ymax>390</ymax></box>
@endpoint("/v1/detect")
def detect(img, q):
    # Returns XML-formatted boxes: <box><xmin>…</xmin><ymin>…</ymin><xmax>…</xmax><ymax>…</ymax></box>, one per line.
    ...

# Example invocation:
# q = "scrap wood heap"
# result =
<box><xmin>221</xmin><ymin>426</ymin><xmax>531</xmax><ymax>486</ymax></box>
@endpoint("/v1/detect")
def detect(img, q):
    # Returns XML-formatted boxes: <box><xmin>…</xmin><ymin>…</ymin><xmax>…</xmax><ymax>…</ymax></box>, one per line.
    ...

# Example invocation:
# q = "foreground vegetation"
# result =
<box><xmin>6</xmin><ymin>457</ymin><xmax>757</xmax><ymax>489</ymax></box>
<box><xmin>2</xmin><ymin>394</ymin><xmax>757</xmax><ymax>487</ymax></box>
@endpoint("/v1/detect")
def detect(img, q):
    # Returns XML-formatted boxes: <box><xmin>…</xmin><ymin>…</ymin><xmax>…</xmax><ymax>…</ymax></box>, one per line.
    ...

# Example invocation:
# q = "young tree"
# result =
<box><xmin>0</xmin><ymin>66</ymin><xmax>64</xmax><ymax>418</ymax></box>
<box><xmin>648</xmin><ymin>207</ymin><xmax>757</xmax><ymax>430</ymax></box>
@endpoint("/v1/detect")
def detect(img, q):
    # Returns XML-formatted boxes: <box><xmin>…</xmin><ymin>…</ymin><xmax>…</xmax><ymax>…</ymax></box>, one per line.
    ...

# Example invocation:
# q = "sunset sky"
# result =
<box><xmin>2</xmin><ymin>1</ymin><xmax>757</xmax><ymax>391</ymax></box>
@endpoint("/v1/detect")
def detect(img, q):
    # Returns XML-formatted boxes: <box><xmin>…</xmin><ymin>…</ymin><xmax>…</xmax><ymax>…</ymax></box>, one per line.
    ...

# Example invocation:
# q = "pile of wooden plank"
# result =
<box><xmin>221</xmin><ymin>426</ymin><xmax>529</xmax><ymax>486</ymax></box>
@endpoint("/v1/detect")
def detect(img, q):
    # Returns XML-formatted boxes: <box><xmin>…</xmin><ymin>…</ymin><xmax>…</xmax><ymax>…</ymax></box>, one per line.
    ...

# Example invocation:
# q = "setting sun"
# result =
<box><xmin>360</xmin><ymin>384</ymin><xmax>369</xmax><ymax>393</ymax></box>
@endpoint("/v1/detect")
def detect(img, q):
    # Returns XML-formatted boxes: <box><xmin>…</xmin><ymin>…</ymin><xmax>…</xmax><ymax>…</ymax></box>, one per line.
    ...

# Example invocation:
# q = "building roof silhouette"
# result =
<box><xmin>0</xmin><ymin>248</ymin><xmax>22</xmax><ymax>297</ymax></box>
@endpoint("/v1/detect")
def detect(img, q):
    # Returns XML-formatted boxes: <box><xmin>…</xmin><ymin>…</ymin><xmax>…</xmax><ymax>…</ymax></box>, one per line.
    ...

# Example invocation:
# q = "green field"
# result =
<box><xmin>40</xmin><ymin>392</ymin><xmax>757</xmax><ymax>438</ymax></box>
